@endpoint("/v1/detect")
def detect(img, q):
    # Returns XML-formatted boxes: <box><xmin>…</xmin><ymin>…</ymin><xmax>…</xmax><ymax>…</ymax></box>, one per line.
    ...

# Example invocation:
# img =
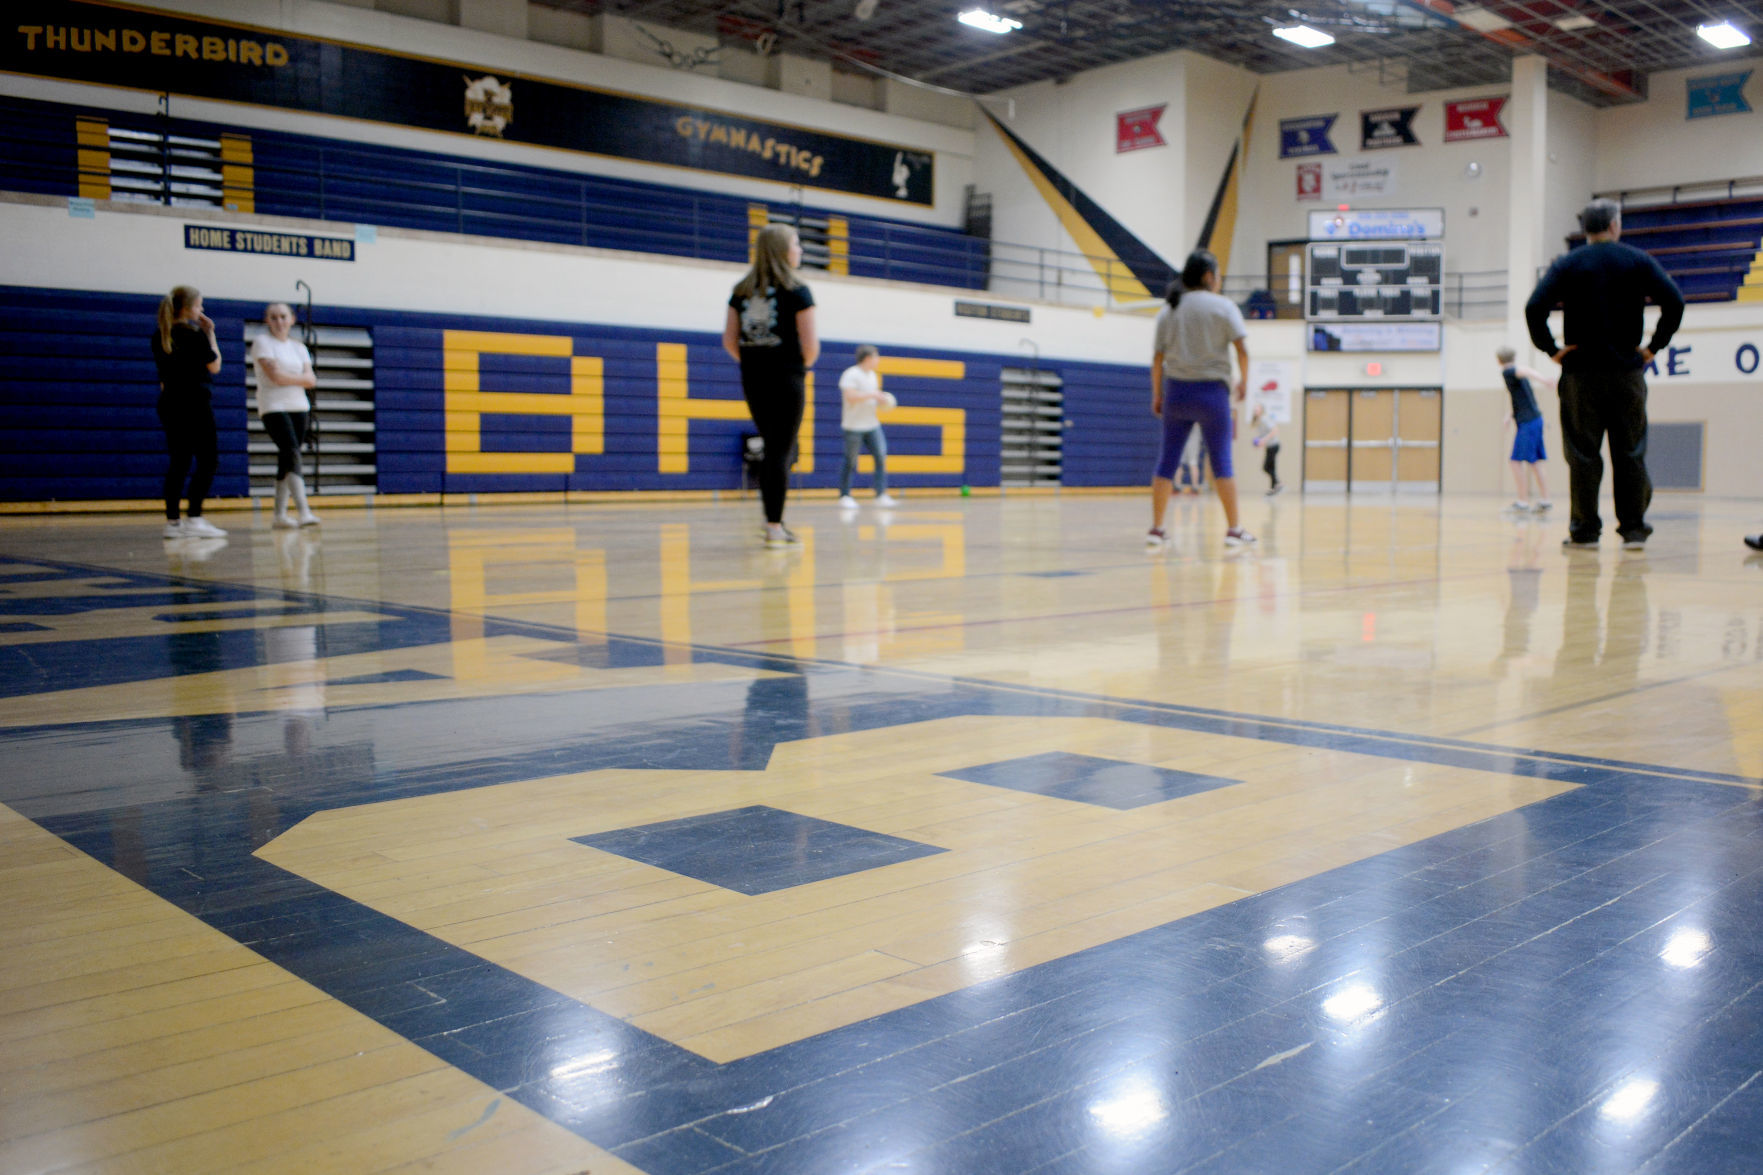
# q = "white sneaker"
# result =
<box><xmin>838</xmin><ymin>495</ymin><xmax>858</xmax><ymax>509</ymax></box>
<box><xmin>162</xmin><ymin>519</ymin><xmax>184</xmax><ymax>538</ymax></box>
<box><xmin>272</xmin><ymin>513</ymin><xmax>299</xmax><ymax>530</ymax></box>
<box><xmin>1224</xmin><ymin>527</ymin><xmax>1257</xmax><ymax>548</ymax></box>
<box><xmin>297</xmin><ymin>512</ymin><xmax>321</xmax><ymax>527</ymax></box>
<box><xmin>181</xmin><ymin>516</ymin><xmax>227</xmax><ymax>538</ymax></box>
<box><xmin>875</xmin><ymin>494</ymin><xmax>901</xmax><ymax>507</ymax></box>
<box><xmin>1145</xmin><ymin>528</ymin><xmax>1167</xmax><ymax>549</ymax></box>
<box><xmin>1531</xmin><ymin>500</ymin><xmax>1553</xmax><ymax>513</ymax></box>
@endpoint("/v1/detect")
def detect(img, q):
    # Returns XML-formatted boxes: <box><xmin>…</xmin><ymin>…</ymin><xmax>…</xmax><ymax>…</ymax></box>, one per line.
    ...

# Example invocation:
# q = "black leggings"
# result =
<box><xmin>1263</xmin><ymin>442</ymin><xmax>1280</xmax><ymax>484</ymax></box>
<box><xmin>157</xmin><ymin>397</ymin><xmax>218</xmax><ymax>520</ymax></box>
<box><xmin>262</xmin><ymin>411</ymin><xmax>309</xmax><ymax>479</ymax></box>
<box><xmin>741</xmin><ymin>367</ymin><xmax>806</xmax><ymax>525</ymax></box>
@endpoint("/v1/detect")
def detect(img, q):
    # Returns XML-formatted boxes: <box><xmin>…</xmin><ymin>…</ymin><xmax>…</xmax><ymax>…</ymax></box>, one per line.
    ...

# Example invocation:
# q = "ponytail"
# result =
<box><xmin>1164</xmin><ymin>251</ymin><xmax>1219</xmax><ymax>310</ymax></box>
<box><xmin>158</xmin><ymin>285</ymin><xmax>200</xmax><ymax>351</ymax></box>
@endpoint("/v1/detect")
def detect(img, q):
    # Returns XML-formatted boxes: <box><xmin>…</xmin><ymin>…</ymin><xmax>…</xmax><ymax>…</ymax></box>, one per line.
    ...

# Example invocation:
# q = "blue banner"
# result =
<box><xmin>1279</xmin><ymin>115</ymin><xmax>1337</xmax><ymax>158</ymax></box>
<box><xmin>1687</xmin><ymin>71</ymin><xmax>1752</xmax><ymax>119</ymax></box>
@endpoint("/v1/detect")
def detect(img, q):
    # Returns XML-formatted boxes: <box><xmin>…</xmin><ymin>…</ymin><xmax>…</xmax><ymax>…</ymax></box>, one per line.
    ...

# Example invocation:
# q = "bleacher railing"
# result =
<box><xmin>0</xmin><ymin>99</ymin><xmax>1509</xmax><ymax>321</ymax></box>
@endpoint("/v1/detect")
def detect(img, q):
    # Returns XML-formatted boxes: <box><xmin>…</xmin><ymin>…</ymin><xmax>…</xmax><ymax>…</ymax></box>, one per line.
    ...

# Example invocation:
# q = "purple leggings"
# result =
<box><xmin>1155</xmin><ymin>379</ymin><xmax>1233</xmax><ymax>480</ymax></box>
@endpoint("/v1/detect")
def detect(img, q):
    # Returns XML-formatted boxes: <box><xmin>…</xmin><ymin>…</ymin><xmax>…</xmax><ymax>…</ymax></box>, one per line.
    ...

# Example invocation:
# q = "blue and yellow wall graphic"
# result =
<box><xmin>981</xmin><ymin>109</ymin><xmax>1176</xmax><ymax>303</ymax></box>
<box><xmin>3</xmin><ymin>286</ymin><xmax>1177</xmax><ymax>501</ymax></box>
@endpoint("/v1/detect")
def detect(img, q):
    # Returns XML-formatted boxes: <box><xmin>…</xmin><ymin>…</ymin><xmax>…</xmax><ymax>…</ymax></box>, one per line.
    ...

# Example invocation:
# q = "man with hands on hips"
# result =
<box><xmin>1524</xmin><ymin>198</ymin><xmax>1684</xmax><ymax>552</ymax></box>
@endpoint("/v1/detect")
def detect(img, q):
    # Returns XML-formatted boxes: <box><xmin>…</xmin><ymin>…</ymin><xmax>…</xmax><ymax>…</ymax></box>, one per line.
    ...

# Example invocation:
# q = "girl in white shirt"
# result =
<box><xmin>248</xmin><ymin>302</ymin><xmax>320</xmax><ymax>528</ymax></box>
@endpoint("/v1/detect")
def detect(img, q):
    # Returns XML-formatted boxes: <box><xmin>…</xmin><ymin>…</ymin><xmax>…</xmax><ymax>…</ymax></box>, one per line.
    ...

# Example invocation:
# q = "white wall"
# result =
<box><xmin>0</xmin><ymin>0</ymin><xmax>975</xmax><ymax>227</ymax></box>
<box><xmin>976</xmin><ymin>49</ymin><xmax>1256</xmax><ymax>278</ymax></box>
<box><xmin>1543</xmin><ymin>90</ymin><xmax>1599</xmax><ymax>258</ymax></box>
<box><xmin>0</xmin><ymin>195</ymin><xmax>1146</xmax><ymax>364</ymax></box>
<box><xmin>1232</xmin><ymin>66</ymin><xmax>1515</xmax><ymax>282</ymax></box>
<box><xmin>1596</xmin><ymin>63</ymin><xmax>1763</xmax><ymax>194</ymax></box>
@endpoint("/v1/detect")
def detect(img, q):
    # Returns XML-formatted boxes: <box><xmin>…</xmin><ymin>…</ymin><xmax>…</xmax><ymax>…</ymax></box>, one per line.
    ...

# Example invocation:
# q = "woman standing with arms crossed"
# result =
<box><xmin>249</xmin><ymin>302</ymin><xmax>321</xmax><ymax>528</ymax></box>
<box><xmin>723</xmin><ymin>224</ymin><xmax>818</xmax><ymax>548</ymax></box>
<box><xmin>150</xmin><ymin>285</ymin><xmax>226</xmax><ymax>538</ymax></box>
<box><xmin>1147</xmin><ymin>250</ymin><xmax>1255</xmax><ymax>550</ymax></box>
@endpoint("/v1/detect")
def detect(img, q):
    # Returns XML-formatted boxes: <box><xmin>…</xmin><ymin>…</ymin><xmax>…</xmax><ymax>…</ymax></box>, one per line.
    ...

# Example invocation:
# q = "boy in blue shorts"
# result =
<box><xmin>1497</xmin><ymin>346</ymin><xmax>1553</xmax><ymax>514</ymax></box>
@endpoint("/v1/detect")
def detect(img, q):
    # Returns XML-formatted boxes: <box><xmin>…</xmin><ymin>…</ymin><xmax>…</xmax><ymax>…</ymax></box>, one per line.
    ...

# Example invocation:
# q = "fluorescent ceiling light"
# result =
<box><xmin>1697</xmin><ymin>21</ymin><xmax>1751</xmax><ymax>49</ymax></box>
<box><xmin>958</xmin><ymin>9</ymin><xmax>1022</xmax><ymax>33</ymax></box>
<box><xmin>1454</xmin><ymin>7</ymin><xmax>1513</xmax><ymax>32</ymax></box>
<box><xmin>1555</xmin><ymin>15</ymin><xmax>1597</xmax><ymax>31</ymax></box>
<box><xmin>1274</xmin><ymin>24</ymin><xmax>1335</xmax><ymax>48</ymax></box>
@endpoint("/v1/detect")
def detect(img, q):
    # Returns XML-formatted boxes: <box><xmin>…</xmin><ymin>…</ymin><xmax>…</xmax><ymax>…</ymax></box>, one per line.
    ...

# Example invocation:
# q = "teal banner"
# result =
<box><xmin>1687</xmin><ymin>71</ymin><xmax>1752</xmax><ymax>119</ymax></box>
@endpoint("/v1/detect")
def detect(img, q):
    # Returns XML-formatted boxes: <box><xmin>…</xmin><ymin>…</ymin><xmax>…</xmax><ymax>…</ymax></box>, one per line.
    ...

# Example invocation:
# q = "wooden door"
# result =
<box><xmin>1266</xmin><ymin>240</ymin><xmax>1307</xmax><ymax>320</ymax></box>
<box><xmin>1303</xmin><ymin>389</ymin><xmax>1349</xmax><ymax>490</ymax></box>
<box><xmin>1350</xmin><ymin>389</ymin><xmax>1396</xmax><ymax>491</ymax></box>
<box><xmin>1396</xmin><ymin>388</ymin><xmax>1442</xmax><ymax>491</ymax></box>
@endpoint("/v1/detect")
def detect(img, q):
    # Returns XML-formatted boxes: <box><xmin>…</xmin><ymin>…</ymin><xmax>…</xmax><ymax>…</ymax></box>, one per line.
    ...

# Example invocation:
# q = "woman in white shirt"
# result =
<box><xmin>248</xmin><ymin>302</ymin><xmax>320</xmax><ymax>528</ymax></box>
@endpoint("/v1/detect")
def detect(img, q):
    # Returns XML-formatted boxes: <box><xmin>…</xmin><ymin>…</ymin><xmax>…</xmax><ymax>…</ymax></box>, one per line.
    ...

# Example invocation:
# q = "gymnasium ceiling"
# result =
<box><xmin>537</xmin><ymin>0</ymin><xmax>1762</xmax><ymax>107</ymax></box>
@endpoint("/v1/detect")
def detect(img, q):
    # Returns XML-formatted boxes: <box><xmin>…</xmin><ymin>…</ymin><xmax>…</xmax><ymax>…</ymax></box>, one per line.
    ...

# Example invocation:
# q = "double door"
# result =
<box><xmin>1303</xmin><ymin>388</ymin><xmax>1441</xmax><ymax>493</ymax></box>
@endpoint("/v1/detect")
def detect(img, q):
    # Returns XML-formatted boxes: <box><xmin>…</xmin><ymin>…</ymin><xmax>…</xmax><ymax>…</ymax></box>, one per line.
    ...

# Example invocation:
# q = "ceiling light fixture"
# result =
<box><xmin>1697</xmin><ymin>21</ymin><xmax>1751</xmax><ymax>49</ymax></box>
<box><xmin>1274</xmin><ymin>24</ymin><xmax>1336</xmax><ymax>49</ymax></box>
<box><xmin>958</xmin><ymin>9</ymin><xmax>1023</xmax><ymax>34</ymax></box>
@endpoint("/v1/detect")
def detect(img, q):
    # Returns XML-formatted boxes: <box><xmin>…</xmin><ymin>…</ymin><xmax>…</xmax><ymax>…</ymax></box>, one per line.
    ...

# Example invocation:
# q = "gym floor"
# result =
<box><xmin>3</xmin><ymin>491</ymin><xmax>1760</xmax><ymax>1174</ymax></box>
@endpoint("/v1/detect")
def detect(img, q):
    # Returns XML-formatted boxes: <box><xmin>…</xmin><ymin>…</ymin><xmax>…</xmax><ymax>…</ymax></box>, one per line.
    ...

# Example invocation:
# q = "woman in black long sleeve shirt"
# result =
<box><xmin>150</xmin><ymin>285</ymin><xmax>226</xmax><ymax>538</ymax></box>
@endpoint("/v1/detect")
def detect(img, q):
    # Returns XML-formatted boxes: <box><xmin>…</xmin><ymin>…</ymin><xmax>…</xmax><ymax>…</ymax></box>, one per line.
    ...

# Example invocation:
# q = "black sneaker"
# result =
<box><xmin>1621</xmin><ymin>536</ymin><xmax>1647</xmax><ymax>551</ymax></box>
<box><xmin>1746</xmin><ymin>534</ymin><xmax>1763</xmax><ymax>552</ymax></box>
<box><xmin>1561</xmin><ymin>536</ymin><xmax>1599</xmax><ymax>550</ymax></box>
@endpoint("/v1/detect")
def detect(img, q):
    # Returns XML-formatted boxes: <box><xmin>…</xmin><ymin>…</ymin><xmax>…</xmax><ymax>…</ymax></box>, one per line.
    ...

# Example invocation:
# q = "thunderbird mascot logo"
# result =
<box><xmin>464</xmin><ymin>75</ymin><xmax>513</xmax><ymax>137</ymax></box>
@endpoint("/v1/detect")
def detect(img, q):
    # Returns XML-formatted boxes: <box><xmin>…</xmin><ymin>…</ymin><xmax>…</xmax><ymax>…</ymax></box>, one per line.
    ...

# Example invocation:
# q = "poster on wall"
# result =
<box><xmin>1279</xmin><ymin>115</ymin><xmax>1338</xmax><ymax>158</ymax></box>
<box><xmin>1247</xmin><ymin>360</ymin><xmax>1296</xmax><ymax>424</ymax></box>
<box><xmin>1361</xmin><ymin>106</ymin><xmax>1421</xmax><ymax>150</ymax></box>
<box><xmin>1687</xmin><ymin>72</ymin><xmax>1752</xmax><ymax>119</ymax></box>
<box><xmin>1324</xmin><ymin>158</ymin><xmax>1398</xmax><ymax>198</ymax></box>
<box><xmin>2</xmin><ymin>0</ymin><xmax>935</xmax><ymax>205</ymax></box>
<box><xmin>1116</xmin><ymin>105</ymin><xmax>1167</xmax><ymax>152</ymax></box>
<box><xmin>1296</xmin><ymin>162</ymin><xmax>1323</xmax><ymax>201</ymax></box>
<box><xmin>1443</xmin><ymin>97</ymin><xmax>1507</xmax><ymax>141</ymax></box>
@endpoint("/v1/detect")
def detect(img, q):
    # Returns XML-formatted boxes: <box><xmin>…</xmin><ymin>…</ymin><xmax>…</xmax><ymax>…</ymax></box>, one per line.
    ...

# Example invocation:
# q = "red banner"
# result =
<box><xmin>1444</xmin><ymin>97</ymin><xmax>1507</xmax><ymax>142</ymax></box>
<box><xmin>1116</xmin><ymin>104</ymin><xmax>1166</xmax><ymax>153</ymax></box>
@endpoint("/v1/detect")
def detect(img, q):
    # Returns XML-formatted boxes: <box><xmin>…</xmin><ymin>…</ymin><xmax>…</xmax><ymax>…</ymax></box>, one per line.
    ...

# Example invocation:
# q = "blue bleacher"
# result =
<box><xmin>0</xmin><ymin>95</ymin><xmax>988</xmax><ymax>292</ymax></box>
<box><xmin>1568</xmin><ymin>194</ymin><xmax>1763</xmax><ymax>302</ymax></box>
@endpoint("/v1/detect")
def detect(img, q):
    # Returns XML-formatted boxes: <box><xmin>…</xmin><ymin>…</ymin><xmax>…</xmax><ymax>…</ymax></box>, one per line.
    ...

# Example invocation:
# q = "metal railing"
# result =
<box><xmin>4</xmin><ymin>100</ymin><xmax>1512</xmax><ymax>320</ymax></box>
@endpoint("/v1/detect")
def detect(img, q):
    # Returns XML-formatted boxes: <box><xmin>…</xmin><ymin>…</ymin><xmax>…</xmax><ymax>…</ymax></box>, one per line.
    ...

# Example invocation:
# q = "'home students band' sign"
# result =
<box><xmin>5</xmin><ymin>0</ymin><xmax>935</xmax><ymax>205</ymax></box>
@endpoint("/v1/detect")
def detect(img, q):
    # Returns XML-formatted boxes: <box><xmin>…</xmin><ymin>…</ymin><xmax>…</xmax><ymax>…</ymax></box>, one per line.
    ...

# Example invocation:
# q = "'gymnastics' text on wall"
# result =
<box><xmin>5</xmin><ymin>0</ymin><xmax>935</xmax><ymax>205</ymax></box>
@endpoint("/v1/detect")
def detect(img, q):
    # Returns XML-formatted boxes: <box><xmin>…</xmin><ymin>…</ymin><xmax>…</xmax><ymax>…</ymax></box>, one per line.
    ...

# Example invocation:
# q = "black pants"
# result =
<box><xmin>741</xmin><ymin>366</ymin><xmax>806</xmax><ymax>525</ymax></box>
<box><xmin>157</xmin><ymin>396</ymin><xmax>218</xmax><ymax>520</ymax></box>
<box><xmin>1558</xmin><ymin>369</ymin><xmax>1651</xmax><ymax>542</ymax></box>
<box><xmin>1263</xmin><ymin>442</ymin><xmax>1281</xmax><ymax>486</ymax></box>
<box><xmin>261</xmin><ymin>411</ymin><xmax>308</xmax><ymax>479</ymax></box>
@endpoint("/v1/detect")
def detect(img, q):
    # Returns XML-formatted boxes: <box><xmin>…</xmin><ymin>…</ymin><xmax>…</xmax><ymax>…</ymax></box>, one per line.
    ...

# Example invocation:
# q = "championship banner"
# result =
<box><xmin>1115</xmin><ymin>105</ymin><xmax>1166</xmax><ymax>153</ymax></box>
<box><xmin>1361</xmin><ymin>106</ymin><xmax>1420</xmax><ymax>150</ymax></box>
<box><xmin>1443</xmin><ymin>97</ymin><xmax>1507</xmax><ymax>142</ymax></box>
<box><xmin>4</xmin><ymin>0</ymin><xmax>935</xmax><ymax>205</ymax></box>
<box><xmin>1687</xmin><ymin>72</ymin><xmax>1752</xmax><ymax>120</ymax></box>
<box><xmin>1279</xmin><ymin>115</ymin><xmax>1337</xmax><ymax>158</ymax></box>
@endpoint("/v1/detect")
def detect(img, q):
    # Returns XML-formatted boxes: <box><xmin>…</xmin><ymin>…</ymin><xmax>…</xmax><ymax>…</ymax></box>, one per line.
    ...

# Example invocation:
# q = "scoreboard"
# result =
<box><xmin>1306</xmin><ymin>241</ymin><xmax>1443</xmax><ymax>319</ymax></box>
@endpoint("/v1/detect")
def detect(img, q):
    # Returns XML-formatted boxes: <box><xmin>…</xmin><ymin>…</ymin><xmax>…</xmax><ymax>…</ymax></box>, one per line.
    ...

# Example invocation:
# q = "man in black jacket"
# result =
<box><xmin>1525</xmin><ymin>198</ymin><xmax>1685</xmax><ymax>550</ymax></box>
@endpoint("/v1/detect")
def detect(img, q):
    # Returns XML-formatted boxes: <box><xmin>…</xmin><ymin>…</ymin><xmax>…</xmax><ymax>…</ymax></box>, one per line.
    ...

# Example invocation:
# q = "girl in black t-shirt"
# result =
<box><xmin>723</xmin><ymin>224</ymin><xmax>819</xmax><ymax>547</ymax></box>
<box><xmin>150</xmin><ymin>285</ymin><xmax>225</xmax><ymax>538</ymax></box>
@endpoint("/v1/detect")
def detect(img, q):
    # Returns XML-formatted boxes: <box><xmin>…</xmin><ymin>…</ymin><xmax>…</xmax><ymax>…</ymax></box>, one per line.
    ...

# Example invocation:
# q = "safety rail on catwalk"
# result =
<box><xmin>1</xmin><ymin>94</ymin><xmax>1515</xmax><ymax>320</ymax></box>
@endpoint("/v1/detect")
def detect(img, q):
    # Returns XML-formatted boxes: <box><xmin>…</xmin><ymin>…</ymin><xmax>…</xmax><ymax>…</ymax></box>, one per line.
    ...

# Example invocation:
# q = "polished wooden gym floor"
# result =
<box><xmin>3</xmin><ymin>491</ymin><xmax>1760</xmax><ymax>1174</ymax></box>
